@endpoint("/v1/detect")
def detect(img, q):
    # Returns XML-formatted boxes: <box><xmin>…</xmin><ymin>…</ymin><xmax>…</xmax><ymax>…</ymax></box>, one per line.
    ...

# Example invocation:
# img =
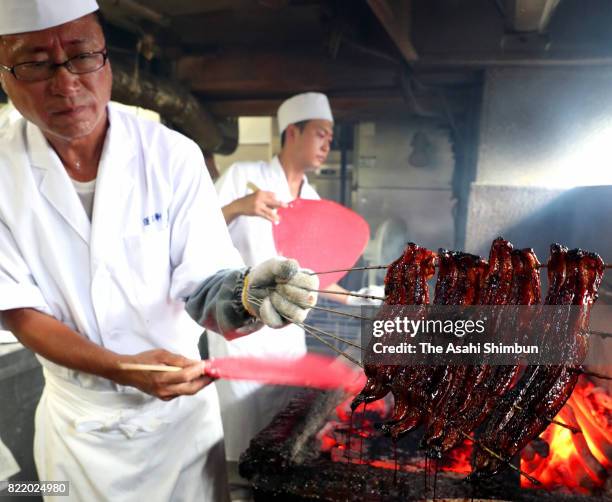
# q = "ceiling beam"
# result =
<box><xmin>415</xmin><ymin>55</ymin><xmax>612</xmax><ymax>68</ymax></box>
<box><xmin>204</xmin><ymin>93</ymin><xmax>404</xmax><ymax>117</ymax></box>
<box><xmin>367</xmin><ymin>0</ymin><xmax>418</xmax><ymax>63</ymax></box>
<box><xmin>176</xmin><ymin>48</ymin><xmax>398</xmax><ymax>95</ymax></box>
<box><xmin>201</xmin><ymin>89</ymin><xmax>460</xmax><ymax>121</ymax></box>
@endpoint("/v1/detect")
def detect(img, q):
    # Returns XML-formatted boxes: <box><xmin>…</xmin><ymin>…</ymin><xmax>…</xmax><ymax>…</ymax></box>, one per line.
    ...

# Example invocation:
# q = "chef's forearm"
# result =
<box><xmin>221</xmin><ymin>200</ymin><xmax>242</xmax><ymax>224</ymax></box>
<box><xmin>185</xmin><ymin>268</ymin><xmax>262</xmax><ymax>339</ymax></box>
<box><xmin>1</xmin><ymin>308</ymin><xmax>124</xmax><ymax>379</ymax></box>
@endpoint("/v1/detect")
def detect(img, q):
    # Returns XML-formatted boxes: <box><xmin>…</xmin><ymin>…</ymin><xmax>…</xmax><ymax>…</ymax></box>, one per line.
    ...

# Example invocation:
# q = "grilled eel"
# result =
<box><xmin>379</xmin><ymin>249</ymin><xmax>468</xmax><ymax>438</ymax></box>
<box><xmin>469</xmin><ymin>245</ymin><xmax>604</xmax><ymax>479</ymax></box>
<box><xmin>412</xmin><ymin>250</ymin><xmax>489</xmax><ymax>447</ymax></box>
<box><xmin>424</xmin><ymin>246</ymin><xmax>541</xmax><ymax>458</ymax></box>
<box><xmin>351</xmin><ymin>243</ymin><xmax>436</xmax><ymax>410</ymax></box>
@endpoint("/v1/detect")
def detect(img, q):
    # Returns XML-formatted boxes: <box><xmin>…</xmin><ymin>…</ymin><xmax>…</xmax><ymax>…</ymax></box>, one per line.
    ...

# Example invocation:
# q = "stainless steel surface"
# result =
<box><xmin>307</xmin><ymin>167</ymin><xmax>352</xmax><ymax>206</ymax></box>
<box><xmin>0</xmin><ymin>348</ymin><xmax>44</xmax><ymax>501</ymax></box>
<box><xmin>477</xmin><ymin>67</ymin><xmax>612</xmax><ymax>187</ymax></box>
<box><xmin>354</xmin><ymin>119</ymin><xmax>454</xmax><ymax>190</ymax></box>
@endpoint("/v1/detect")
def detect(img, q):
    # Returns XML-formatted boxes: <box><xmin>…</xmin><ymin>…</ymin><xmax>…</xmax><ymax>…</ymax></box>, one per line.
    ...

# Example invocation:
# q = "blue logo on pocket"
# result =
<box><xmin>143</xmin><ymin>212</ymin><xmax>165</xmax><ymax>227</ymax></box>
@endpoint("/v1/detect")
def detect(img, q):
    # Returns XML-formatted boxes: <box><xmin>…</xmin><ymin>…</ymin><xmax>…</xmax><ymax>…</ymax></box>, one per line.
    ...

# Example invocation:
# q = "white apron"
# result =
<box><xmin>36</xmin><ymin>370</ymin><xmax>229</xmax><ymax>502</ymax></box>
<box><xmin>210</xmin><ymin>157</ymin><xmax>319</xmax><ymax>461</ymax></box>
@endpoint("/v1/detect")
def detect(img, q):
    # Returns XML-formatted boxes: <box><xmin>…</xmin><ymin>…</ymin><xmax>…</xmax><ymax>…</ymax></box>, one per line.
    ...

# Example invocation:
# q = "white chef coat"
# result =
<box><xmin>0</xmin><ymin>103</ymin><xmax>243</xmax><ymax>501</ymax></box>
<box><xmin>209</xmin><ymin>156</ymin><xmax>319</xmax><ymax>462</ymax></box>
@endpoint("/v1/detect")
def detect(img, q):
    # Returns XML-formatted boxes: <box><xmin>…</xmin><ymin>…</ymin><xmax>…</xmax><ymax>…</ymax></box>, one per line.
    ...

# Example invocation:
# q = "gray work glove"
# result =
<box><xmin>242</xmin><ymin>257</ymin><xmax>319</xmax><ymax>328</ymax></box>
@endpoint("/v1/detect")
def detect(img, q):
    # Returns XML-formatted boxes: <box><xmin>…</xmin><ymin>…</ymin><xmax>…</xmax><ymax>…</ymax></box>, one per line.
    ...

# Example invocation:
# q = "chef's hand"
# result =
<box><xmin>234</xmin><ymin>191</ymin><xmax>286</xmax><ymax>223</ymax></box>
<box><xmin>113</xmin><ymin>349</ymin><xmax>212</xmax><ymax>401</ymax></box>
<box><xmin>242</xmin><ymin>257</ymin><xmax>319</xmax><ymax>328</ymax></box>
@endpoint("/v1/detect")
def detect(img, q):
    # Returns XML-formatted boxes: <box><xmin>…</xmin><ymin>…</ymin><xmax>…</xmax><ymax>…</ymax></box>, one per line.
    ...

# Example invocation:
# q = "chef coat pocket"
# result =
<box><xmin>123</xmin><ymin>227</ymin><xmax>171</xmax><ymax>306</ymax></box>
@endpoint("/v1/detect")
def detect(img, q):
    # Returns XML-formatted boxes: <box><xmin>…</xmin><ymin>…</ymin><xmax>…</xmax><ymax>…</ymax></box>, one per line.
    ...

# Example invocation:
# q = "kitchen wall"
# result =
<box><xmin>465</xmin><ymin>67</ymin><xmax>612</xmax><ymax>262</ymax></box>
<box><xmin>457</xmin><ymin>67</ymin><xmax>612</xmax><ymax>384</ymax></box>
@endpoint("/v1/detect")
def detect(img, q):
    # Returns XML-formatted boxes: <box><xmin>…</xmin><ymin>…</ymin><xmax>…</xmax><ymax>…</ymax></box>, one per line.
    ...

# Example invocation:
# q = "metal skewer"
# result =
<box><xmin>247</xmin><ymin>295</ymin><xmax>363</xmax><ymax>367</ymax></box>
<box><xmin>459</xmin><ymin>431</ymin><xmax>541</xmax><ymax>486</ymax></box>
<box><xmin>298</xmin><ymin>322</ymin><xmax>363</xmax><ymax>368</ymax></box>
<box><xmin>251</xmin><ymin>285</ymin><xmax>387</xmax><ymax>304</ymax></box>
<box><xmin>307</xmin><ymin>261</ymin><xmax>612</xmax><ymax>277</ymax></box>
<box><xmin>537</xmin><ymin>263</ymin><xmax>612</xmax><ymax>269</ymax></box>
<box><xmin>512</xmin><ymin>404</ymin><xmax>581</xmax><ymax>434</ymax></box>
<box><xmin>308</xmin><ymin>265</ymin><xmax>389</xmax><ymax>275</ymax></box>
<box><xmin>302</xmin><ymin>287</ymin><xmax>386</xmax><ymax>302</ymax></box>
<box><xmin>300</xmin><ymin>319</ymin><xmax>362</xmax><ymax>351</ymax></box>
<box><xmin>247</xmin><ymin>292</ymin><xmax>370</xmax><ymax>340</ymax></box>
<box><xmin>590</xmin><ymin>330</ymin><xmax>612</xmax><ymax>339</ymax></box>
<box><xmin>571</xmin><ymin>367</ymin><xmax>612</xmax><ymax>381</ymax></box>
<box><xmin>307</xmin><ymin>303</ymin><xmax>375</xmax><ymax>322</ymax></box>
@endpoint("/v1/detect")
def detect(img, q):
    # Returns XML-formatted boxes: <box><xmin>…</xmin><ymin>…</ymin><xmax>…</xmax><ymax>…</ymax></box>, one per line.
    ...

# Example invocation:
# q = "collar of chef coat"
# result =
<box><xmin>269</xmin><ymin>155</ymin><xmax>318</xmax><ymax>202</ymax></box>
<box><xmin>25</xmin><ymin>104</ymin><xmax>136</xmax><ymax>247</ymax></box>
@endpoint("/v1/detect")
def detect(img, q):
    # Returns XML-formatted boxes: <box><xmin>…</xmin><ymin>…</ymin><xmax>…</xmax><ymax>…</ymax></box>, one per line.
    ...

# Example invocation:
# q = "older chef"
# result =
<box><xmin>210</xmin><ymin>93</ymin><xmax>374</xmax><ymax>470</ymax></box>
<box><xmin>0</xmin><ymin>2</ymin><xmax>317</xmax><ymax>501</ymax></box>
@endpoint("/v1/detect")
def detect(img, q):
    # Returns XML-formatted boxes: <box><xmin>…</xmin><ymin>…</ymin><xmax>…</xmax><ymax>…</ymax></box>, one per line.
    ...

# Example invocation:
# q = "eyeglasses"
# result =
<box><xmin>0</xmin><ymin>50</ymin><xmax>108</xmax><ymax>82</ymax></box>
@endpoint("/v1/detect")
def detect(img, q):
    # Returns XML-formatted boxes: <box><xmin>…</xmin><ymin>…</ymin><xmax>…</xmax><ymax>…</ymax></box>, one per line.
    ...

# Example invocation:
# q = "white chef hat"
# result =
<box><xmin>0</xmin><ymin>0</ymin><xmax>99</xmax><ymax>36</ymax></box>
<box><xmin>277</xmin><ymin>92</ymin><xmax>334</xmax><ymax>134</ymax></box>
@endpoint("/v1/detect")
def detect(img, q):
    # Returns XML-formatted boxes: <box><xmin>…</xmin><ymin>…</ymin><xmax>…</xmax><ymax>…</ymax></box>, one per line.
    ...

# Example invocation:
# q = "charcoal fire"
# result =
<box><xmin>521</xmin><ymin>377</ymin><xmax>612</xmax><ymax>494</ymax></box>
<box><xmin>239</xmin><ymin>384</ymin><xmax>610</xmax><ymax>501</ymax></box>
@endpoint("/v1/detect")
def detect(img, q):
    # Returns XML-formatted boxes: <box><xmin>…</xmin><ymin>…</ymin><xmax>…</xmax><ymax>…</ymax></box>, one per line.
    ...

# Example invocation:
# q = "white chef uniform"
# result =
<box><xmin>0</xmin><ymin>103</ymin><xmax>244</xmax><ymax>501</ymax></box>
<box><xmin>208</xmin><ymin>156</ymin><xmax>320</xmax><ymax>461</ymax></box>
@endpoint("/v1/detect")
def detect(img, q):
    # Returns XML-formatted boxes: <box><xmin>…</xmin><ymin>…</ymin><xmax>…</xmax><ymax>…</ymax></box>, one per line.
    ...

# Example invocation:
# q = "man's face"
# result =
<box><xmin>0</xmin><ymin>14</ymin><xmax>111</xmax><ymax>142</ymax></box>
<box><xmin>293</xmin><ymin>119</ymin><xmax>334</xmax><ymax>171</ymax></box>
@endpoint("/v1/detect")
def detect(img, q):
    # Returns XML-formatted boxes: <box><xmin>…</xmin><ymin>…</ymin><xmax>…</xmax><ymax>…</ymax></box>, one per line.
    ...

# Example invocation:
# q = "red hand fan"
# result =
<box><xmin>272</xmin><ymin>198</ymin><xmax>370</xmax><ymax>288</ymax></box>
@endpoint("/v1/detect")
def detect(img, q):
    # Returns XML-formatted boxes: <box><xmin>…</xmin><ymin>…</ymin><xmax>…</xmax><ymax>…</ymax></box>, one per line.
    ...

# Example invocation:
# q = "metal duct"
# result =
<box><xmin>98</xmin><ymin>0</ymin><xmax>170</xmax><ymax>28</ymax></box>
<box><xmin>111</xmin><ymin>62</ymin><xmax>237</xmax><ymax>155</ymax></box>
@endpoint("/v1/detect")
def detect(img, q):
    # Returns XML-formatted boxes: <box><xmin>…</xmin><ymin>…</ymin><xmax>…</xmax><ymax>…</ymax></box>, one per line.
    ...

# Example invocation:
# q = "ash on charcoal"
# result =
<box><xmin>239</xmin><ymin>389</ymin><xmax>607</xmax><ymax>501</ymax></box>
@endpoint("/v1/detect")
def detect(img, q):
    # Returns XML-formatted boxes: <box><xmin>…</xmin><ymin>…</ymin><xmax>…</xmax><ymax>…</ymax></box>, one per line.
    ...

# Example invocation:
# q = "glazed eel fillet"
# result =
<box><xmin>351</xmin><ymin>243</ymin><xmax>436</xmax><ymax>411</ymax></box>
<box><xmin>469</xmin><ymin>244</ymin><xmax>604</xmax><ymax>479</ymax></box>
<box><xmin>424</xmin><ymin>244</ymin><xmax>542</xmax><ymax>458</ymax></box>
<box><xmin>386</xmin><ymin>249</ymin><xmax>488</xmax><ymax>443</ymax></box>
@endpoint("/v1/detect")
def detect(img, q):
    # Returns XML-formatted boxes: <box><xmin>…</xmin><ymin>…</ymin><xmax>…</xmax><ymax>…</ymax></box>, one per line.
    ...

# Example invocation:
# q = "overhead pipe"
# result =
<box><xmin>99</xmin><ymin>0</ymin><xmax>171</xmax><ymax>27</ymax></box>
<box><xmin>111</xmin><ymin>61</ymin><xmax>237</xmax><ymax>155</ymax></box>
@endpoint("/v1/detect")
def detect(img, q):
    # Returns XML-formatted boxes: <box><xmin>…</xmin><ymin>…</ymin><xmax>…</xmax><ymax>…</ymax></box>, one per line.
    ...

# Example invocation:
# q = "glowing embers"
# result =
<box><xmin>318</xmin><ymin>378</ymin><xmax>611</xmax><ymax>496</ymax></box>
<box><xmin>318</xmin><ymin>393</ymin><xmax>473</xmax><ymax>475</ymax></box>
<box><xmin>522</xmin><ymin>377</ymin><xmax>612</xmax><ymax>494</ymax></box>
